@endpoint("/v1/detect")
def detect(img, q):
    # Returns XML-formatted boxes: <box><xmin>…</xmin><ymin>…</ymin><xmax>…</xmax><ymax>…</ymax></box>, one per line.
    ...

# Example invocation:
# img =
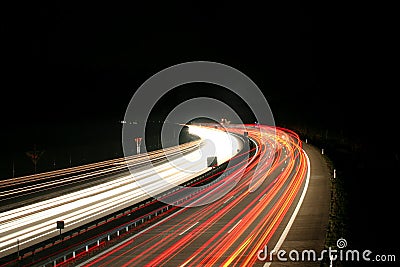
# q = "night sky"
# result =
<box><xmin>1</xmin><ymin>2</ymin><xmax>398</xmax><ymax>257</ymax></box>
<box><xmin>1</xmin><ymin>3</ymin><xmax>396</xmax><ymax>133</ymax></box>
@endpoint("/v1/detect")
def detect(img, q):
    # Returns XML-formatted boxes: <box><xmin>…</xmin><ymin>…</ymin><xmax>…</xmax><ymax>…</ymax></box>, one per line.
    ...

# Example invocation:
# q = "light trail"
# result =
<box><xmin>78</xmin><ymin>125</ymin><xmax>310</xmax><ymax>267</ymax></box>
<box><xmin>0</xmin><ymin>141</ymin><xmax>201</xmax><ymax>201</ymax></box>
<box><xmin>0</xmin><ymin>125</ymin><xmax>243</xmax><ymax>259</ymax></box>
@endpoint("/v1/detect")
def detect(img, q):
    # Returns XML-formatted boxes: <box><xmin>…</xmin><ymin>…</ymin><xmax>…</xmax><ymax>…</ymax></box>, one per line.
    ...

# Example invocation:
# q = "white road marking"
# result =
<box><xmin>179</xmin><ymin>222</ymin><xmax>199</xmax><ymax>236</ymax></box>
<box><xmin>263</xmin><ymin>149</ymin><xmax>311</xmax><ymax>267</ymax></box>
<box><xmin>228</xmin><ymin>219</ymin><xmax>242</xmax><ymax>234</ymax></box>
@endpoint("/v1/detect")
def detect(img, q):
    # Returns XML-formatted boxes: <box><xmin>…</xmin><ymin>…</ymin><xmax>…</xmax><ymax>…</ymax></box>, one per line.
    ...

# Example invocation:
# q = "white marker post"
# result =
<box><xmin>333</xmin><ymin>169</ymin><xmax>336</xmax><ymax>179</ymax></box>
<box><xmin>135</xmin><ymin>137</ymin><xmax>142</xmax><ymax>154</ymax></box>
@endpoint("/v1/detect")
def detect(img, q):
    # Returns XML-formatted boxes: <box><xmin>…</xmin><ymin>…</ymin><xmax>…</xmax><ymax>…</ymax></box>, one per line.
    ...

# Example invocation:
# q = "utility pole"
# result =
<box><xmin>34</xmin><ymin>145</ymin><xmax>37</xmax><ymax>173</ymax></box>
<box><xmin>17</xmin><ymin>239</ymin><xmax>20</xmax><ymax>260</ymax></box>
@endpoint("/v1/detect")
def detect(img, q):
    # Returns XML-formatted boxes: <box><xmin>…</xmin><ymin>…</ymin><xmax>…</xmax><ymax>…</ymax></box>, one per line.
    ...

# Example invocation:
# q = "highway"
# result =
<box><xmin>76</xmin><ymin>125</ymin><xmax>310</xmax><ymax>267</ymax></box>
<box><xmin>0</xmin><ymin>125</ymin><xmax>243</xmax><ymax>260</ymax></box>
<box><xmin>0</xmin><ymin>141</ymin><xmax>202</xmax><ymax>212</ymax></box>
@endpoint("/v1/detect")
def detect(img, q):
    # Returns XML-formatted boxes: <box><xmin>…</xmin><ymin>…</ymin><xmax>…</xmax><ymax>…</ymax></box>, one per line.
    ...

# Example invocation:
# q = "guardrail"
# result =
<box><xmin>2</xmin><ymin>134</ymin><xmax>255</xmax><ymax>267</ymax></box>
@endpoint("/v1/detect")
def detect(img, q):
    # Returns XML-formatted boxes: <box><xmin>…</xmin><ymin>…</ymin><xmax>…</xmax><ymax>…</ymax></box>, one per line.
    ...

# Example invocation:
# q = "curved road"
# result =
<box><xmin>76</xmin><ymin>125</ymin><xmax>313</xmax><ymax>267</ymax></box>
<box><xmin>0</xmin><ymin>125</ymin><xmax>243</xmax><ymax>259</ymax></box>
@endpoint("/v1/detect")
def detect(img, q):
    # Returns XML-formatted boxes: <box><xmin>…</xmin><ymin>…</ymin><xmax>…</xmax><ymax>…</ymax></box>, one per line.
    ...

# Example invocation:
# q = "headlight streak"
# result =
<box><xmin>0</xmin><ymin>142</ymin><xmax>200</xmax><ymax>200</ymax></box>
<box><xmin>0</xmin><ymin>141</ymin><xmax>203</xmax><ymax>218</ymax></box>
<box><xmin>81</xmin><ymin>125</ymin><xmax>309</xmax><ymax>267</ymax></box>
<box><xmin>0</xmin><ymin>126</ymin><xmax>243</xmax><ymax>258</ymax></box>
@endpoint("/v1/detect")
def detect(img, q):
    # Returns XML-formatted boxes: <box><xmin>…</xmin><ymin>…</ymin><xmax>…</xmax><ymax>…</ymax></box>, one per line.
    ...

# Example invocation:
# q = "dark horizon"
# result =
<box><xmin>2</xmin><ymin>3</ymin><xmax>395</xmax><ymax>137</ymax></box>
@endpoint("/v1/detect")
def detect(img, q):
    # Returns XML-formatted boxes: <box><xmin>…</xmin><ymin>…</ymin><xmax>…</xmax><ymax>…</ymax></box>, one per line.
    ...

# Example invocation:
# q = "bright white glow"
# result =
<box><xmin>0</xmin><ymin>125</ymin><xmax>243</xmax><ymax>257</ymax></box>
<box><xmin>188</xmin><ymin>125</ymin><xmax>242</xmax><ymax>166</ymax></box>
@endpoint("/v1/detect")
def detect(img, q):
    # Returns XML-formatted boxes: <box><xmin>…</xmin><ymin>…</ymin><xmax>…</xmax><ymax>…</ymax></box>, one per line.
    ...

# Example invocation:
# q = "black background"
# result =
<box><xmin>1</xmin><ymin>2</ymin><xmax>398</xmax><ymax>263</ymax></box>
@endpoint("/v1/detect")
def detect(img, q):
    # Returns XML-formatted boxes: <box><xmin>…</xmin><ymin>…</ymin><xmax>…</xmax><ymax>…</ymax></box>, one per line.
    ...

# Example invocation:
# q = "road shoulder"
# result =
<box><xmin>271</xmin><ymin>143</ymin><xmax>331</xmax><ymax>266</ymax></box>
